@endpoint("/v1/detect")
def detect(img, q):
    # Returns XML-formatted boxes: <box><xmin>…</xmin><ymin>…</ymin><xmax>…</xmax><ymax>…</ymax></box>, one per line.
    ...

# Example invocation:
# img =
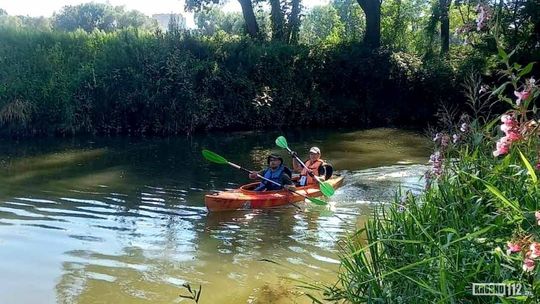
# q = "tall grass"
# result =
<box><xmin>323</xmin><ymin>49</ymin><xmax>540</xmax><ymax>302</ymax></box>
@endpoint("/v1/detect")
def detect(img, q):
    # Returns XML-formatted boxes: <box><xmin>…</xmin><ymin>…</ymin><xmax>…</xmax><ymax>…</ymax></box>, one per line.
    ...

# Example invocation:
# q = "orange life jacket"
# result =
<box><xmin>301</xmin><ymin>159</ymin><xmax>324</xmax><ymax>185</ymax></box>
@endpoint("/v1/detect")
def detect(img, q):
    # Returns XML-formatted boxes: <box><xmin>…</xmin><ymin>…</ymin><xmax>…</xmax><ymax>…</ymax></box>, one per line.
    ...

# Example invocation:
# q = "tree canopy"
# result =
<box><xmin>52</xmin><ymin>2</ymin><xmax>158</xmax><ymax>32</ymax></box>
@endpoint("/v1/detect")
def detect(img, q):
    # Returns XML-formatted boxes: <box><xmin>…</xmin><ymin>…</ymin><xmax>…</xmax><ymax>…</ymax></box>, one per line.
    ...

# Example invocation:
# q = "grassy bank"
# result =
<box><xmin>322</xmin><ymin>49</ymin><xmax>539</xmax><ymax>302</ymax></box>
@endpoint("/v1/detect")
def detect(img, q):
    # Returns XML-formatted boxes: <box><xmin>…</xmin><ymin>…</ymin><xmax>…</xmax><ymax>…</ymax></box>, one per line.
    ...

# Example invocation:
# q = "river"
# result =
<box><xmin>0</xmin><ymin>128</ymin><xmax>430</xmax><ymax>304</ymax></box>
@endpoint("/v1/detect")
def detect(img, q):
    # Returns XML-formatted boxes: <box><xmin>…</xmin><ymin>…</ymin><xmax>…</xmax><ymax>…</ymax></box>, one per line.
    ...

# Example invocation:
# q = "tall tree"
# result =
<box><xmin>356</xmin><ymin>0</ymin><xmax>382</xmax><ymax>48</ymax></box>
<box><xmin>269</xmin><ymin>0</ymin><xmax>286</xmax><ymax>41</ymax></box>
<box><xmin>439</xmin><ymin>0</ymin><xmax>451</xmax><ymax>54</ymax></box>
<box><xmin>286</xmin><ymin>0</ymin><xmax>302</xmax><ymax>43</ymax></box>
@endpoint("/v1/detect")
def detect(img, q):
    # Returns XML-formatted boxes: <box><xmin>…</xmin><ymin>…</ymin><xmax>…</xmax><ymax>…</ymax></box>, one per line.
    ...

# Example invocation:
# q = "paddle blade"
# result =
<box><xmin>275</xmin><ymin>136</ymin><xmax>289</xmax><ymax>149</ymax></box>
<box><xmin>307</xmin><ymin>196</ymin><xmax>327</xmax><ymax>206</ymax></box>
<box><xmin>319</xmin><ymin>181</ymin><xmax>335</xmax><ymax>197</ymax></box>
<box><xmin>201</xmin><ymin>149</ymin><xmax>229</xmax><ymax>165</ymax></box>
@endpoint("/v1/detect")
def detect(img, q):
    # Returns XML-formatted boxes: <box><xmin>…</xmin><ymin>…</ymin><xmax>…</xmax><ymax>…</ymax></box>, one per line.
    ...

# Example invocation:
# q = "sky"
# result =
<box><xmin>1</xmin><ymin>0</ymin><xmax>330</xmax><ymax>28</ymax></box>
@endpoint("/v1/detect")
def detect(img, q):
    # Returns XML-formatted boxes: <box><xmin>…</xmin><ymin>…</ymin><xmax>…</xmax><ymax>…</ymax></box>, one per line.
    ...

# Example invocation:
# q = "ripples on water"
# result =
<box><xmin>0</xmin><ymin>130</ymin><xmax>429</xmax><ymax>303</ymax></box>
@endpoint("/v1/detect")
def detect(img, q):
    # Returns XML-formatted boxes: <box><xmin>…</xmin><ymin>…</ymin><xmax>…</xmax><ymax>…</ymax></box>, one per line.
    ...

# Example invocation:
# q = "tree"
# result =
<box><xmin>0</xmin><ymin>8</ymin><xmax>7</xmax><ymax>16</ymax></box>
<box><xmin>300</xmin><ymin>5</ymin><xmax>344</xmax><ymax>45</ymax></box>
<box><xmin>356</xmin><ymin>0</ymin><xmax>382</xmax><ymax>48</ymax></box>
<box><xmin>186</xmin><ymin>0</ymin><xmax>260</xmax><ymax>38</ymax></box>
<box><xmin>194</xmin><ymin>7</ymin><xmax>244</xmax><ymax>36</ymax></box>
<box><xmin>53</xmin><ymin>3</ymin><xmax>116</xmax><ymax>32</ymax></box>
<box><xmin>52</xmin><ymin>3</ymin><xmax>157</xmax><ymax>32</ymax></box>
<box><xmin>439</xmin><ymin>0</ymin><xmax>451</xmax><ymax>54</ymax></box>
<box><xmin>332</xmin><ymin>0</ymin><xmax>365</xmax><ymax>42</ymax></box>
<box><xmin>269</xmin><ymin>0</ymin><xmax>286</xmax><ymax>41</ymax></box>
<box><xmin>286</xmin><ymin>0</ymin><xmax>302</xmax><ymax>43</ymax></box>
<box><xmin>115</xmin><ymin>7</ymin><xmax>159</xmax><ymax>31</ymax></box>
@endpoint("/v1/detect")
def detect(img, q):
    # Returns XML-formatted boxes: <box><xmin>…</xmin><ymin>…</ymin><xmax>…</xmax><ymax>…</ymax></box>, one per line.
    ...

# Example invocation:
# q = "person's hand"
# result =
<box><xmin>249</xmin><ymin>172</ymin><xmax>258</xmax><ymax>179</ymax></box>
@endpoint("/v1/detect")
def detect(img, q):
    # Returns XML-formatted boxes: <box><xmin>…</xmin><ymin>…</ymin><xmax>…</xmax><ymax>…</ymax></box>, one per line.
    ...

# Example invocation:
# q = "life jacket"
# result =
<box><xmin>254</xmin><ymin>165</ymin><xmax>287</xmax><ymax>191</ymax></box>
<box><xmin>300</xmin><ymin>159</ymin><xmax>324</xmax><ymax>186</ymax></box>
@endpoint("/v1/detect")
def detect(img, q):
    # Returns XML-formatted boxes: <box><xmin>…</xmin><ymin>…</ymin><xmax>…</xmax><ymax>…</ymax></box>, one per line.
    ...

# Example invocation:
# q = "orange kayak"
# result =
<box><xmin>205</xmin><ymin>176</ymin><xmax>344</xmax><ymax>212</ymax></box>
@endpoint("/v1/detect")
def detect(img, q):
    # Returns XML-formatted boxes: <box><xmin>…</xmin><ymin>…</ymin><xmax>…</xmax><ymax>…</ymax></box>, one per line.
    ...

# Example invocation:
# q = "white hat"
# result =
<box><xmin>309</xmin><ymin>147</ymin><xmax>321</xmax><ymax>154</ymax></box>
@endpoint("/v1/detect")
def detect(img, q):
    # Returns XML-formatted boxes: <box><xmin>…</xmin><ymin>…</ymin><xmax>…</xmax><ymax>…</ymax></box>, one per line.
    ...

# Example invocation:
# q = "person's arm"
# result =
<box><xmin>249</xmin><ymin>169</ymin><xmax>265</xmax><ymax>179</ymax></box>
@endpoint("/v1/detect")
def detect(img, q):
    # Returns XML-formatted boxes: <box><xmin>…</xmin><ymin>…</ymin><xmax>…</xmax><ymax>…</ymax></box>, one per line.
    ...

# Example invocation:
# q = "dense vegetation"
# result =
<box><xmin>0</xmin><ymin>0</ymin><xmax>537</xmax><ymax>137</ymax></box>
<box><xmin>316</xmin><ymin>19</ymin><xmax>540</xmax><ymax>303</ymax></box>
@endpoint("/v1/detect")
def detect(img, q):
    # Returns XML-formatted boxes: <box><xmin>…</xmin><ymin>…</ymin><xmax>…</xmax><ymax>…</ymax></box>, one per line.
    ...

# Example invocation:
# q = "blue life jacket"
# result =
<box><xmin>254</xmin><ymin>165</ymin><xmax>285</xmax><ymax>191</ymax></box>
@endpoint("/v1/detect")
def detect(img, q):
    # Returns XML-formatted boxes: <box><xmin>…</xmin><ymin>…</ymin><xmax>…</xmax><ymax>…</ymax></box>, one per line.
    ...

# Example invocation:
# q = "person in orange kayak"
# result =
<box><xmin>292</xmin><ymin>147</ymin><xmax>326</xmax><ymax>186</ymax></box>
<box><xmin>249</xmin><ymin>154</ymin><xmax>295</xmax><ymax>191</ymax></box>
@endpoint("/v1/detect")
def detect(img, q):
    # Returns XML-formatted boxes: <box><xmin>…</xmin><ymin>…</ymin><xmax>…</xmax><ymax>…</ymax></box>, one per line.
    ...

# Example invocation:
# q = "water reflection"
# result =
<box><xmin>0</xmin><ymin>128</ymin><xmax>430</xmax><ymax>303</ymax></box>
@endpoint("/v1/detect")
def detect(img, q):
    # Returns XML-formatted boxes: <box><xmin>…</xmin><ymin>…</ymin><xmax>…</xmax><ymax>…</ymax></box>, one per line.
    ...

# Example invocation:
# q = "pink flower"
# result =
<box><xmin>501</xmin><ymin>114</ymin><xmax>516</xmax><ymax>126</ymax></box>
<box><xmin>514</xmin><ymin>90</ymin><xmax>531</xmax><ymax>106</ymax></box>
<box><xmin>523</xmin><ymin>258</ymin><xmax>535</xmax><ymax>272</ymax></box>
<box><xmin>530</xmin><ymin>242</ymin><xmax>540</xmax><ymax>259</ymax></box>
<box><xmin>506</xmin><ymin>132</ymin><xmax>521</xmax><ymax>142</ymax></box>
<box><xmin>452</xmin><ymin>134</ymin><xmax>460</xmax><ymax>144</ymax></box>
<box><xmin>535</xmin><ymin>211</ymin><xmax>540</xmax><ymax>225</ymax></box>
<box><xmin>493</xmin><ymin>137</ymin><xmax>510</xmax><ymax>157</ymax></box>
<box><xmin>460</xmin><ymin>123</ymin><xmax>469</xmax><ymax>133</ymax></box>
<box><xmin>507</xmin><ymin>242</ymin><xmax>521</xmax><ymax>255</ymax></box>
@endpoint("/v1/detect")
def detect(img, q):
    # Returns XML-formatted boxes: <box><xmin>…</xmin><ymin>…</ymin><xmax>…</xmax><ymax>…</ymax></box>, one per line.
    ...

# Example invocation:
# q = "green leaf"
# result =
<box><xmin>484</xmin><ymin>183</ymin><xmax>521</xmax><ymax>213</ymax></box>
<box><xmin>517</xmin><ymin>62</ymin><xmax>535</xmax><ymax>77</ymax></box>
<box><xmin>498</xmin><ymin>47</ymin><xmax>508</xmax><ymax>61</ymax></box>
<box><xmin>490</xmin><ymin>82</ymin><xmax>510</xmax><ymax>97</ymax></box>
<box><xmin>518</xmin><ymin>149</ymin><xmax>537</xmax><ymax>184</ymax></box>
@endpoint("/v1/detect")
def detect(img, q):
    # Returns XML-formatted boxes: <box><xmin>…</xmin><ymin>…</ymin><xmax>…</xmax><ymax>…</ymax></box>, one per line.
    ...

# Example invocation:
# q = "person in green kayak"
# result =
<box><xmin>249</xmin><ymin>154</ymin><xmax>295</xmax><ymax>191</ymax></box>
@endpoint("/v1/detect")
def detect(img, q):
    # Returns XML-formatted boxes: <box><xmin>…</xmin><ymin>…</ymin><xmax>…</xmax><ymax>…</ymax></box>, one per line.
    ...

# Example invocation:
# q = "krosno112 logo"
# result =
<box><xmin>472</xmin><ymin>283</ymin><xmax>532</xmax><ymax>297</ymax></box>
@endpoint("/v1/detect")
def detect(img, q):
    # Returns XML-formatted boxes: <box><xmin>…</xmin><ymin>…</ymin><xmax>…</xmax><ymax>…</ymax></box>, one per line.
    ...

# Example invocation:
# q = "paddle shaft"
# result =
<box><xmin>226</xmin><ymin>161</ymin><xmax>315</xmax><ymax>203</ymax></box>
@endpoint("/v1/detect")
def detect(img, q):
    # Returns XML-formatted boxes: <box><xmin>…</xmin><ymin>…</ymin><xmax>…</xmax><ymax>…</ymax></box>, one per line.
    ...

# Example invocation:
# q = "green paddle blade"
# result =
<box><xmin>201</xmin><ymin>149</ymin><xmax>229</xmax><ymax>165</ymax></box>
<box><xmin>319</xmin><ymin>181</ymin><xmax>335</xmax><ymax>197</ymax></box>
<box><xmin>307</xmin><ymin>196</ymin><xmax>327</xmax><ymax>205</ymax></box>
<box><xmin>275</xmin><ymin>136</ymin><xmax>289</xmax><ymax>149</ymax></box>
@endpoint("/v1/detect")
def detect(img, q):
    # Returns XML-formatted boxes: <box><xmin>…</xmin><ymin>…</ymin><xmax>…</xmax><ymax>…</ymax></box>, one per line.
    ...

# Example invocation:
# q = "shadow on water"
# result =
<box><xmin>0</xmin><ymin>128</ymin><xmax>430</xmax><ymax>303</ymax></box>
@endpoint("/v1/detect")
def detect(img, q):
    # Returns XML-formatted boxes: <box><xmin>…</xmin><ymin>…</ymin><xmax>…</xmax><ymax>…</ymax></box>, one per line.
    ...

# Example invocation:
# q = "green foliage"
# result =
<box><xmin>299</xmin><ymin>5</ymin><xmax>345</xmax><ymax>45</ymax></box>
<box><xmin>52</xmin><ymin>2</ymin><xmax>158</xmax><ymax>32</ymax></box>
<box><xmin>0</xmin><ymin>26</ymin><xmax>459</xmax><ymax>137</ymax></box>
<box><xmin>322</xmin><ymin>49</ymin><xmax>540</xmax><ymax>302</ymax></box>
<box><xmin>381</xmin><ymin>0</ymin><xmax>431</xmax><ymax>51</ymax></box>
<box><xmin>194</xmin><ymin>6</ymin><xmax>245</xmax><ymax>36</ymax></box>
<box><xmin>331</xmin><ymin>0</ymin><xmax>365</xmax><ymax>42</ymax></box>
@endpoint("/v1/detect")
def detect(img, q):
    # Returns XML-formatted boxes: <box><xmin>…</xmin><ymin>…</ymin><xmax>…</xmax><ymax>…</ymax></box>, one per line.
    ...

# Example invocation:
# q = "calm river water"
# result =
<box><xmin>0</xmin><ymin>128</ymin><xmax>430</xmax><ymax>304</ymax></box>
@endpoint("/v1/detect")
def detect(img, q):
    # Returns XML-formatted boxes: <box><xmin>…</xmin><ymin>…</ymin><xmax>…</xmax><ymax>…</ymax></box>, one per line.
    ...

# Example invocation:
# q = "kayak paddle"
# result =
<box><xmin>201</xmin><ymin>149</ymin><xmax>327</xmax><ymax>206</ymax></box>
<box><xmin>275</xmin><ymin>136</ymin><xmax>335</xmax><ymax>197</ymax></box>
